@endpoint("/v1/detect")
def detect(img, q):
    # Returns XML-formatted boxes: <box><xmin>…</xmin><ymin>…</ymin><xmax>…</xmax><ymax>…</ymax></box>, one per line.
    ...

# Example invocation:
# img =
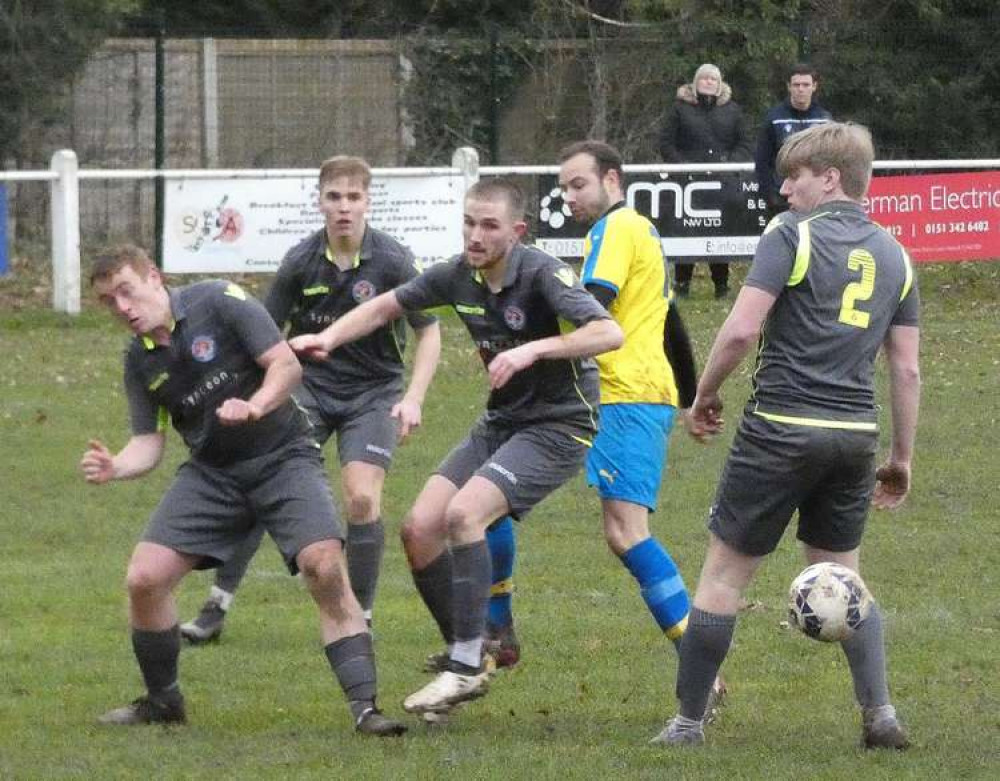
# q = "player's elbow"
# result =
<box><xmin>601</xmin><ymin>319</ymin><xmax>625</xmax><ymax>352</ymax></box>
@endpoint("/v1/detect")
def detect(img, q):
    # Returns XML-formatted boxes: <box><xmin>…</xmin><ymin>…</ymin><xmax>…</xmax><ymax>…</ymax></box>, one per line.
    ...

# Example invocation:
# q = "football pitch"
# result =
<box><xmin>1</xmin><ymin>262</ymin><xmax>997</xmax><ymax>779</ymax></box>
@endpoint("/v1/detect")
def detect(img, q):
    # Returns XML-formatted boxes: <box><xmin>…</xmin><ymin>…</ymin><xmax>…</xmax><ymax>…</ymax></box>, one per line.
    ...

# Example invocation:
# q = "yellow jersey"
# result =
<box><xmin>580</xmin><ymin>204</ymin><xmax>678</xmax><ymax>406</ymax></box>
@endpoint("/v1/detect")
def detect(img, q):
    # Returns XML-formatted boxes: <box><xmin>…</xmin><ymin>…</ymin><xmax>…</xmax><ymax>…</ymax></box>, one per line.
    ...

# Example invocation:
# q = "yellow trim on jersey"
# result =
<box><xmin>753</xmin><ymin>409</ymin><xmax>877</xmax><ymax>431</ymax></box>
<box><xmin>224</xmin><ymin>283</ymin><xmax>246</xmax><ymax>300</ymax></box>
<box><xmin>148</xmin><ymin>372</ymin><xmax>169</xmax><ymax>392</ymax></box>
<box><xmin>156</xmin><ymin>406</ymin><xmax>170</xmax><ymax>432</ymax></box>
<box><xmin>324</xmin><ymin>245</ymin><xmax>361</xmax><ymax>268</ymax></box>
<box><xmin>570</xmin><ymin>434</ymin><xmax>594</xmax><ymax>448</ymax></box>
<box><xmin>789</xmin><ymin>221</ymin><xmax>811</xmax><ymax>286</ymax></box>
<box><xmin>455</xmin><ymin>303</ymin><xmax>485</xmax><ymax>316</ymax></box>
<box><xmin>141</xmin><ymin>335</ymin><xmax>156</xmax><ymax>351</ymax></box>
<box><xmin>900</xmin><ymin>248</ymin><xmax>914</xmax><ymax>302</ymax></box>
<box><xmin>303</xmin><ymin>284</ymin><xmax>330</xmax><ymax>296</ymax></box>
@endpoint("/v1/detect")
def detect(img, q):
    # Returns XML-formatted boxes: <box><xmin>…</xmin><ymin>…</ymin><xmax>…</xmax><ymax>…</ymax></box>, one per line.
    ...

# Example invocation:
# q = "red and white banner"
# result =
<box><xmin>865</xmin><ymin>171</ymin><xmax>1000</xmax><ymax>262</ymax></box>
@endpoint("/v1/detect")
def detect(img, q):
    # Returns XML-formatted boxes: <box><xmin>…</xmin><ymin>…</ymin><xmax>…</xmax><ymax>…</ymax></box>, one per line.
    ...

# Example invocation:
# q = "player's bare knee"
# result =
<box><xmin>297</xmin><ymin>543</ymin><xmax>347</xmax><ymax>589</ymax></box>
<box><xmin>444</xmin><ymin>502</ymin><xmax>480</xmax><ymax>540</ymax></box>
<box><xmin>124</xmin><ymin>564</ymin><xmax>171</xmax><ymax>601</ymax></box>
<box><xmin>344</xmin><ymin>487</ymin><xmax>379</xmax><ymax>522</ymax></box>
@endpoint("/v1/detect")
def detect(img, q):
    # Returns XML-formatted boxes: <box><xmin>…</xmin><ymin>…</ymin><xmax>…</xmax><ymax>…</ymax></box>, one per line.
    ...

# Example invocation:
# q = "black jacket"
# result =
<box><xmin>754</xmin><ymin>99</ymin><xmax>833</xmax><ymax>203</ymax></box>
<box><xmin>658</xmin><ymin>83</ymin><xmax>752</xmax><ymax>164</ymax></box>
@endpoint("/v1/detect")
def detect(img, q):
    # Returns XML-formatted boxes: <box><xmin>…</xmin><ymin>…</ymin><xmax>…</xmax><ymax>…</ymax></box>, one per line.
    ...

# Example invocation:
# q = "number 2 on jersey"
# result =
<box><xmin>839</xmin><ymin>249</ymin><xmax>875</xmax><ymax>328</ymax></box>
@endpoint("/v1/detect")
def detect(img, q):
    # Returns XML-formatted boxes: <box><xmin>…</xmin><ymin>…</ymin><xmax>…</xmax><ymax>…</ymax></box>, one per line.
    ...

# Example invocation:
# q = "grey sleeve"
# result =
<box><xmin>744</xmin><ymin>220</ymin><xmax>797</xmax><ymax>295</ymax></box>
<box><xmin>892</xmin><ymin>272</ymin><xmax>920</xmax><ymax>327</ymax></box>
<box><xmin>539</xmin><ymin>260</ymin><xmax>612</xmax><ymax>326</ymax></box>
<box><xmin>395</xmin><ymin>249</ymin><xmax>439</xmax><ymax>329</ymax></box>
<box><xmin>213</xmin><ymin>284</ymin><xmax>284</xmax><ymax>360</ymax></box>
<box><xmin>263</xmin><ymin>250</ymin><xmax>300</xmax><ymax>329</ymax></box>
<box><xmin>394</xmin><ymin>260</ymin><xmax>454</xmax><ymax>312</ymax></box>
<box><xmin>124</xmin><ymin>351</ymin><xmax>160</xmax><ymax>435</ymax></box>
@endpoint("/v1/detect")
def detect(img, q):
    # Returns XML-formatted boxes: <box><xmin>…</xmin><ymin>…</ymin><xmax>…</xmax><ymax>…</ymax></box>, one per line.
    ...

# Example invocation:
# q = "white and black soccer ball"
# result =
<box><xmin>787</xmin><ymin>562</ymin><xmax>873</xmax><ymax>642</ymax></box>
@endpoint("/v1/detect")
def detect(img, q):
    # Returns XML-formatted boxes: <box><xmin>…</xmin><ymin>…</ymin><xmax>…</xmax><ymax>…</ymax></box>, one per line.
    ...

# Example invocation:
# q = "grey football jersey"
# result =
<box><xmin>265</xmin><ymin>226</ymin><xmax>436</xmax><ymax>398</ymax></box>
<box><xmin>394</xmin><ymin>244</ymin><xmax>609</xmax><ymax>428</ymax></box>
<box><xmin>124</xmin><ymin>280</ymin><xmax>311</xmax><ymax>465</ymax></box>
<box><xmin>744</xmin><ymin>201</ymin><xmax>919</xmax><ymax>423</ymax></box>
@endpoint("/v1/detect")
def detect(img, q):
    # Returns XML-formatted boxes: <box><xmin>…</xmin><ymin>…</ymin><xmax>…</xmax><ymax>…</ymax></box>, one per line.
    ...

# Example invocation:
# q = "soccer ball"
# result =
<box><xmin>787</xmin><ymin>562</ymin><xmax>873</xmax><ymax>642</ymax></box>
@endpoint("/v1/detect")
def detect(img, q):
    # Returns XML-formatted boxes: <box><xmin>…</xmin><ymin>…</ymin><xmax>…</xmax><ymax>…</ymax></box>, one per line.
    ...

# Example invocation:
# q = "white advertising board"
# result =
<box><xmin>163</xmin><ymin>174</ymin><xmax>465</xmax><ymax>273</ymax></box>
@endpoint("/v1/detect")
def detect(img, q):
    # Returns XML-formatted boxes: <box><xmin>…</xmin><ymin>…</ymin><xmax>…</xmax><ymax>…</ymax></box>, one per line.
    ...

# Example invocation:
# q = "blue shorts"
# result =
<box><xmin>586</xmin><ymin>403</ymin><xmax>675</xmax><ymax>510</ymax></box>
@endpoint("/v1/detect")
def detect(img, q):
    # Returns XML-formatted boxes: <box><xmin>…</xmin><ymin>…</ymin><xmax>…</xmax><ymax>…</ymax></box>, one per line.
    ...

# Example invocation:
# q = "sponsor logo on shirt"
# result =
<box><xmin>191</xmin><ymin>336</ymin><xmax>216</xmax><ymax>362</ymax></box>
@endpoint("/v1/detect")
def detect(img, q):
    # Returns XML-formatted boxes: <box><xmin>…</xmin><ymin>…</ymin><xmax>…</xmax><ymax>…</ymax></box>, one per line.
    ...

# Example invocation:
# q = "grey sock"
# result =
<box><xmin>325</xmin><ymin>632</ymin><xmax>376</xmax><ymax>722</ymax></box>
<box><xmin>676</xmin><ymin>607</ymin><xmax>736</xmax><ymax>721</ymax></box>
<box><xmin>346</xmin><ymin>519</ymin><xmax>385</xmax><ymax>614</ymax></box>
<box><xmin>451</xmin><ymin>540</ymin><xmax>491</xmax><ymax>644</ymax></box>
<box><xmin>841</xmin><ymin>603</ymin><xmax>890</xmax><ymax>708</ymax></box>
<box><xmin>215</xmin><ymin>524</ymin><xmax>266</xmax><ymax>593</ymax></box>
<box><xmin>412</xmin><ymin>551</ymin><xmax>455</xmax><ymax>644</ymax></box>
<box><xmin>131</xmin><ymin>626</ymin><xmax>181</xmax><ymax>698</ymax></box>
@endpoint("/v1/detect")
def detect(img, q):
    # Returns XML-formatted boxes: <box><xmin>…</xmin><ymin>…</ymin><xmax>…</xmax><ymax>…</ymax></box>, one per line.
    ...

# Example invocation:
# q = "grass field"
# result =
<box><xmin>1</xmin><ymin>260</ymin><xmax>998</xmax><ymax>779</ymax></box>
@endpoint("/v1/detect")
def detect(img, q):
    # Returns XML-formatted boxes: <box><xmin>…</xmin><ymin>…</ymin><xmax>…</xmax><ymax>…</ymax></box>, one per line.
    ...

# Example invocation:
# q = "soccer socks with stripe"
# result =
<box><xmin>346</xmin><ymin>519</ymin><xmax>385</xmax><ymax>623</ymax></box>
<box><xmin>676</xmin><ymin>607</ymin><xmax>736</xmax><ymax>721</ymax></box>
<box><xmin>450</xmin><ymin>540</ymin><xmax>491</xmax><ymax>669</ymax></box>
<box><xmin>412</xmin><ymin>551</ymin><xmax>455</xmax><ymax>645</ymax></box>
<box><xmin>131</xmin><ymin>626</ymin><xmax>181</xmax><ymax>700</ymax></box>
<box><xmin>620</xmin><ymin>537</ymin><xmax>690</xmax><ymax>641</ymax></box>
<box><xmin>325</xmin><ymin>632</ymin><xmax>377</xmax><ymax>722</ymax></box>
<box><xmin>841</xmin><ymin>603</ymin><xmax>890</xmax><ymax>708</ymax></box>
<box><xmin>486</xmin><ymin>516</ymin><xmax>516</xmax><ymax>628</ymax></box>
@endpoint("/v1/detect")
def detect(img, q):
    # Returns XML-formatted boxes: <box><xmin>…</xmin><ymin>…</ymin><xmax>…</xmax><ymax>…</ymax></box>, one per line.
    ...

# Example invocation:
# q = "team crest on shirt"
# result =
<box><xmin>352</xmin><ymin>279</ymin><xmax>376</xmax><ymax>303</ymax></box>
<box><xmin>503</xmin><ymin>305</ymin><xmax>526</xmax><ymax>330</ymax></box>
<box><xmin>190</xmin><ymin>335</ymin><xmax>216</xmax><ymax>362</ymax></box>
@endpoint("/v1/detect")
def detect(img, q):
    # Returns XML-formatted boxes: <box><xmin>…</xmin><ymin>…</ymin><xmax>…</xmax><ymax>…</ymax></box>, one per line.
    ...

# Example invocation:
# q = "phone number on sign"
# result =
<box><xmin>924</xmin><ymin>220</ymin><xmax>991</xmax><ymax>235</ymax></box>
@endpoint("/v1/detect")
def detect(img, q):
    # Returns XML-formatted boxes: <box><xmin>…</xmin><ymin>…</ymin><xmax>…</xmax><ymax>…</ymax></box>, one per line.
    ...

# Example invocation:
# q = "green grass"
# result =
<box><xmin>1</xmin><ymin>262</ymin><xmax>998</xmax><ymax>779</ymax></box>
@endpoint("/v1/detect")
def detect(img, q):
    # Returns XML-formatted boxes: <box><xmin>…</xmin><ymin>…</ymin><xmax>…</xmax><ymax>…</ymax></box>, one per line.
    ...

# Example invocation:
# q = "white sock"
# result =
<box><xmin>450</xmin><ymin>638</ymin><xmax>484</xmax><ymax>669</ymax></box>
<box><xmin>209</xmin><ymin>585</ymin><xmax>234</xmax><ymax>611</ymax></box>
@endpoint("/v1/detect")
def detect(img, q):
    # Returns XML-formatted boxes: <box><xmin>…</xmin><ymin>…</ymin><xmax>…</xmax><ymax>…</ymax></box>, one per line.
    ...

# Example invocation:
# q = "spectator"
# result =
<box><xmin>755</xmin><ymin>63</ymin><xmax>833</xmax><ymax>223</ymax></box>
<box><xmin>659</xmin><ymin>63</ymin><xmax>751</xmax><ymax>299</ymax></box>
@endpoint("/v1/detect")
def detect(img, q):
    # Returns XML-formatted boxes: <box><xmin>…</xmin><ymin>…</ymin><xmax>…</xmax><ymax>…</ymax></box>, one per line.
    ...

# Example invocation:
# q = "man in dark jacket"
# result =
<box><xmin>755</xmin><ymin>64</ymin><xmax>833</xmax><ymax>223</ymax></box>
<box><xmin>659</xmin><ymin>63</ymin><xmax>751</xmax><ymax>299</ymax></box>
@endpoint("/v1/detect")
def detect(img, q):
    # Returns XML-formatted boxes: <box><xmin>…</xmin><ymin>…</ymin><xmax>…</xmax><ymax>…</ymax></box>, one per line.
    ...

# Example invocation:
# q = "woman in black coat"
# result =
<box><xmin>658</xmin><ymin>63</ymin><xmax>750</xmax><ymax>299</ymax></box>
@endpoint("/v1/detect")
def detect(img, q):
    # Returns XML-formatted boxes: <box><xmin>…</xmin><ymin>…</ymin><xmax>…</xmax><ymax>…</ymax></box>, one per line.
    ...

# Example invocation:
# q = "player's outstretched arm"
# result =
<box><xmin>288</xmin><ymin>291</ymin><xmax>404</xmax><ymax>361</ymax></box>
<box><xmin>689</xmin><ymin>285</ymin><xmax>776</xmax><ymax>440</ymax></box>
<box><xmin>80</xmin><ymin>433</ymin><xmax>165</xmax><ymax>483</ymax></box>
<box><xmin>392</xmin><ymin>321</ymin><xmax>442</xmax><ymax>441</ymax></box>
<box><xmin>488</xmin><ymin>317</ymin><xmax>623</xmax><ymax>390</ymax></box>
<box><xmin>874</xmin><ymin>324</ymin><xmax>921</xmax><ymax>510</ymax></box>
<box><xmin>217</xmin><ymin>340</ymin><xmax>302</xmax><ymax>426</ymax></box>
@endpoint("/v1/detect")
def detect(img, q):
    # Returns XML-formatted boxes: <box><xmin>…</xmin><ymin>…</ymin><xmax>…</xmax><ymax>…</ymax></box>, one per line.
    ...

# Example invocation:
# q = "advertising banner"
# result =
<box><xmin>864</xmin><ymin>171</ymin><xmax>1000</xmax><ymax>262</ymax></box>
<box><xmin>535</xmin><ymin>171</ymin><xmax>767</xmax><ymax>261</ymax></box>
<box><xmin>163</xmin><ymin>174</ymin><xmax>464</xmax><ymax>273</ymax></box>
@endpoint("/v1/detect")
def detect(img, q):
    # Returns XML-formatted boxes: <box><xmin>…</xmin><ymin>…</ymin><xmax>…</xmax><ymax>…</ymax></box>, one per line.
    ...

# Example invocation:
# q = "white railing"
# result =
<box><xmin>3</xmin><ymin>148</ymin><xmax>1000</xmax><ymax>314</ymax></box>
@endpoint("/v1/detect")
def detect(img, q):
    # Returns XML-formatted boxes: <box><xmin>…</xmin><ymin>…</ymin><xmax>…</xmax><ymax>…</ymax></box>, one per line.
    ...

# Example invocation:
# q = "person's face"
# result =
<box><xmin>695</xmin><ymin>73</ymin><xmax>720</xmax><ymax>96</ymax></box>
<box><xmin>93</xmin><ymin>263</ymin><xmax>171</xmax><ymax>335</ymax></box>
<box><xmin>788</xmin><ymin>74</ymin><xmax>817</xmax><ymax>110</ymax></box>
<box><xmin>780</xmin><ymin>165</ymin><xmax>834</xmax><ymax>213</ymax></box>
<box><xmin>462</xmin><ymin>196</ymin><xmax>525</xmax><ymax>271</ymax></box>
<box><xmin>558</xmin><ymin>153</ymin><xmax>616</xmax><ymax>225</ymax></box>
<box><xmin>319</xmin><ymin>175</ymin><xmax>369</xmax><ymax>240</ymax></box>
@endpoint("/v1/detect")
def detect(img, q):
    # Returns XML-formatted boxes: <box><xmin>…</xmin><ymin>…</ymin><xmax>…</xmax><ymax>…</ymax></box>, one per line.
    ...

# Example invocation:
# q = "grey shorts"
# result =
<box><xmin>142</xmin><ymin>438</ymin><xmax>343</xmax><ymax>574</ymax></box>
<box><xmin>295</xmin><ymin>381</ymin><xmax>400</xmax><ymax>470</ymax></box>
<box><xmin>437</xmin><ymin>416</ymin><xmax>591</xmax><ymax>519</ymax></box>
<box><xmin>708</xmin><ymin>412</ymin><xmax>878</xmax><ymax>556</ymax></box>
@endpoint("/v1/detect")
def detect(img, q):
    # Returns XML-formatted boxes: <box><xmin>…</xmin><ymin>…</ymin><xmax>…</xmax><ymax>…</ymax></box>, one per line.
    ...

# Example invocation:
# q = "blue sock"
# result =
<box><xmin>621</xmin><ymin>537</ymin><xmax>690</xmax><ymax>640</ymax></box>
<box><xmin>485</xmin><ymin>516</ymin><xmax>515</xmax><ymax>627</ymax></box>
